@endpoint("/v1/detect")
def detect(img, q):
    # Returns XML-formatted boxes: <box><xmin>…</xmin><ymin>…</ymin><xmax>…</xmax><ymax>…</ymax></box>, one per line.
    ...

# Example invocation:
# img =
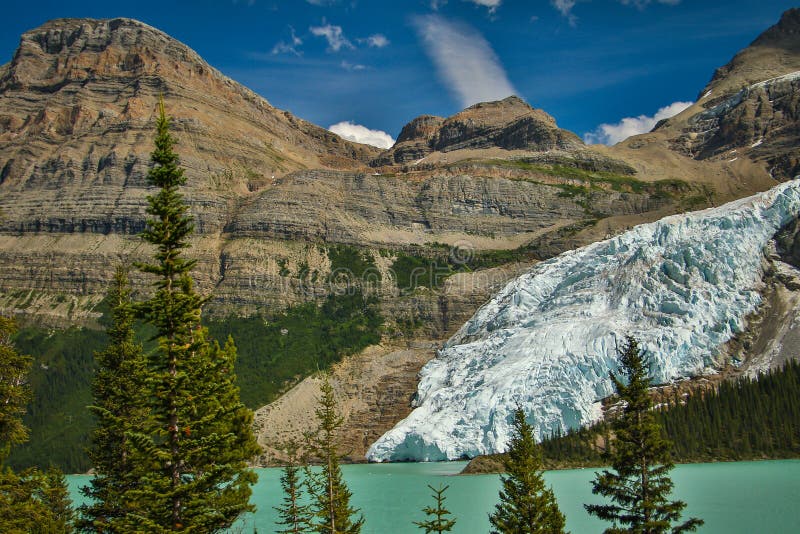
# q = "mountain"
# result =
<box><xmin>368</xmin><ymin>180</ymin><xmax>800</xmax><ymax>461</ymax></box>
<box><xmin>0</xmin><ymin>11</ymin><xmax>799</xmax><ymax>468</ymax></box>
<box><xmin>373</xmin><ymin>96</ymin><xmax>583</xmax><ymax>166</ymax></box>
<box><xmin>624</xmin><ymin>8</ymin><xmax>800</xmax><ymax>180</ymax></box>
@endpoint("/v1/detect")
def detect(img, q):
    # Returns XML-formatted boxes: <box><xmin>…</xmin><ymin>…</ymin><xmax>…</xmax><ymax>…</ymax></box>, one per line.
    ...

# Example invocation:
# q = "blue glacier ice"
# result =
<box><xmin>367</xmin><ymin>179</ymin><xmax>800</xmax><ymax>462</ymax></box>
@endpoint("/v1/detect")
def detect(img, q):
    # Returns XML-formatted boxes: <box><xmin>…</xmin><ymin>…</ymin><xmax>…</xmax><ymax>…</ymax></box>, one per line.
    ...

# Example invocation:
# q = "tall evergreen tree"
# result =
<box><xmin>78</xmin><ymin>266</ymin><xmax>148</xmax><ymax>532</ymax></box>
<box><xmin>585</xmin><ymin>337</ymin><xmax>703</xmax><ymax>534</ymax></box>
<box><xmin>414</xmin><ymin>484</ymin><xmax>456</xmax><ymax>534</ymax></box>
<box><xmin>489</xmin><ymin>407</ymin><xmax>566</xmax><ymax>534</ymax></box>
<box><xmin>0</xmin><ymin>317</ymin><xmax>74</xmax><ymax>533</ymax></box>
<box><xmin>0</xmin><ymin>316</ymin><xmax>31</xmax><ymax>460</ymax></box>
<box><xmin>275</xmin><ymin>442</ymin><xmax>314</xmax><ymax>534</ymax></box>
<box><xmin>305</xmin><ymin>375</ymin><xmax>363</xmax><ymax>534</ymax></box>
<box><xmin>126</xmin><ymin>100</ymin><xmax>261</xmax><ymax>531</ymax></box>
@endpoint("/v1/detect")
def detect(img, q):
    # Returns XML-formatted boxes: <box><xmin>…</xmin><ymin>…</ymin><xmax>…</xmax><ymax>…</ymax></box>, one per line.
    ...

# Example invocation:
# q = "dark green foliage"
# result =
<box><xmin>6</xmin><ymin>289</ymin><xmax>382</xmax><ymax>473</ymax></box>
<box><xmin>585</xmin><ymin>337</ymin><xmax>702</xmax><ymax>534</ymax></box>
<box><xmin>489</xmin><ymin>407</ymin><xmax>565</xmax><ymax>534</ymax></box>
<box><xmin>327</xmin><ymin>245</ymin><xmax>379</xmax><ymax>283</ymax></box>
<box><xmin>305</xmin><ymin>376</ymin><xmax>363</xmax><ymax>534</ymax></box>
<box><xmin>391</xmin><ymin>253</ymin><xmax>448</xmax><ymax>291</ymax></box>
<box><xmin>539</xmin><ymin>359</ymin><xmax>800</xmax><ymax>467</ymax></box>
<box><xmin>78</xmin><ymin>267</ymin><xmax>148</xmax><ymax>532</ymax></box>
<box><xmin>414</xmin><ymin>484</ymin><xmax>456</xmax><ymax>533</ymax></box>
<box><xmin>6</xmin><ymin>324</ymin><xmax>104</xmax><ymax>473</ymax></box>
<box><xmin>0</xmin><ymin>466</ymin><xmax>75</xmax><ymax>533</ymax></box>
<box><xmin>275</xmin><ymin>443</ymin><xmax>314</xmax><ymax>534</ymax></box>
<box><xmin>0</xmin><ymin>316</ymin><xmax>32</xmax><ymax>461</ymax></box>
<box><xmin>124</xmin><ymin>102</ymin><xmax>260</xmax><ymax>531</ymax></box>
<box><xmin>208</xmin><ymin>289</ymin><xmax>382</xmax><ymax>408</ymax></box>
<box><xmin>656</xmin><ymin>359</ymin><xmax>800</xmax><ymax>461</ymax></box>
<box><xmin>0</xmin><ymin>317</ymin><xmax>74</xmax><ymax>533</ymax></box>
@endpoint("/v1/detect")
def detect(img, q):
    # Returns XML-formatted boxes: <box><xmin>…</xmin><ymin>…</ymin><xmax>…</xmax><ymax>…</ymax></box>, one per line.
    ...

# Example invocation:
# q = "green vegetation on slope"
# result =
<box><xmin>7</xmin><ymin>290</ymin><xmax>383</xmax><ymax>473</ymax></box>
<box><xmin>207</xmin><ymin>290</ymin><xmax>383</xmax><ymax>409</ymax></box>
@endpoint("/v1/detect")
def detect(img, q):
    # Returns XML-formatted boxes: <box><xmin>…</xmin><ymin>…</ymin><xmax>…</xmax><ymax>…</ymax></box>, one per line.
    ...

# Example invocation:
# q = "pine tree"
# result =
<box><xmin>489</xmin><ymin>407</ymin><xmax>566</xmax><ymax>534</ymax></box>
<box><xmin>414</xmin><ymin>484</ymin><xmax>456</xmax><ymax>533</ymax></box>
<box><xmin>275</xmin><ymin>442</ymin><xmax>314</xmax><ymax>534</ymax></box>
<box><xmin>305</xmin><ymin>375</ymin><xmax>363</xmax><ymax>534</ymax></box>
<box><xmin>0</xmin><ymin>317</ymin><xmax>74</xmax><ymax>533</ymax></box>
<box><xmin>78</xmin><ymin>266</ymin><xmax>148</xmax><ymax>532</ymax></box>
<box><xmin>126</xmin><ymin>100</ymin><xmax>261</xmax><ymax>531</ymax></box>
<box><xmin>585</xmin><ymin>337</ymin><xmax>703</xmax><ymax>534</ymax></box>
<box><xmin>0</xmin><ymin>316</ymin><xmax>31</xmax><ymax>461</ymax></box>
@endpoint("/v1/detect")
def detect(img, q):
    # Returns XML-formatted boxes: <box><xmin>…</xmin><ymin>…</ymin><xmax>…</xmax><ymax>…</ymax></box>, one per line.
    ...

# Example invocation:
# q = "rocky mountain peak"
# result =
<box><xmin>3</xmin><ymin>18</ymin><xmax>212</xmax><ymax>92</ymax></box>
<box><xmin>375</xmin><ymin>95</ymin><xmax>582</xmax><ymax>166</ymax></box>
<box><xmin>699</xmin><ymin>8</ymin><xmax>800</xmax><ymax>101</ymax></box>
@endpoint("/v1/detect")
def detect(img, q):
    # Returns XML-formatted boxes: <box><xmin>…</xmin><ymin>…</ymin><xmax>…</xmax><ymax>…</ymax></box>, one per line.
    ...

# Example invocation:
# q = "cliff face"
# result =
<box><xmin>647</xmin><ymin>9</ymin><xmax>800</xmax><ymax>180</ymax></box>
<box><xmin>374</xmin><ymin>96</ymin><xmax>583</xmax><ymax>165</ymax></box>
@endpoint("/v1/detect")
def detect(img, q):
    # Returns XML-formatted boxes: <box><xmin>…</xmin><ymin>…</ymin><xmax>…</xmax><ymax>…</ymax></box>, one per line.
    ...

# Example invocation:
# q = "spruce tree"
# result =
<box><xmin>585</xmin><ymin>337</ymin><xmax>703</xmax><ymax>534</ymax></box>
<box><xmin>275</xmin><ymin>442</ymin><xmax>314</xmax><ymax>534</ymax></box>
<box><xmin>78</xmin><ymin>266</ymin><xmax>148</xmax><ymax>532</ymax></box>
<box><xmin>0</xmin><ymin>316</ymin><xmax>31</xmax><ymax>460</ymax></box>
<box><xmin>305</xmin><ymin>375</ymin><xmax>363</xmax><ymax>534</ymax></box>
<box><xmin>414</xmin><ymin>484</ymin><xmax>456</xmax><ymax>533</ymax></box>
<box><xmin>0</xmin><ymin>317</ymin><xmax>74</xmax><ymax>533</ymax></box>
<box><xmin>126</xmin><ymin>100</ymin><xmax>261</xmax><ymax>531</ymax></box>
<box><xmin>489</xmin><ymin>407</ymin><xmax>566</xmax><ymax>534</ymax></box>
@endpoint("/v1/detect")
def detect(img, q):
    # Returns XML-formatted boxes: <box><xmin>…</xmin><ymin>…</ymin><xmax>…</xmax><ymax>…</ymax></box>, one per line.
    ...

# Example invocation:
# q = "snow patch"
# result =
<box><xmin>367</xmin><ymin>180</ymin><xmax>800</xmax><ymax>462</ymax></box>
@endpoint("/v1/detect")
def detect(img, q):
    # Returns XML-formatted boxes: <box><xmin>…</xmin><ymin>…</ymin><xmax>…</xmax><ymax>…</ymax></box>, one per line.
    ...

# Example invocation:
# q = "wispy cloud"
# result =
<box><xmin>310</xmin><ymin>22</ymin><xmax>354</xmax><ymax>52</ymax></box>
<box><xmin>551</xmin><ymin>0</ymin><xmax>577</xmax><ymax>25</ymax></box>
<box><xmin>412</xmin><ymin>15</ymin><xmax>516</xmax><ymax>108</ymax></box>
<box><xmin>465</xmin><ymin>0</ymin><xmax>502</xmax><ymax>13</ymax></box>
<box><xmin>271</xmin><ymin>26</ymin><xmax>303</xmax><ymax>56</ymax></box>
<box><xmin>329</xmin><ymin>121</ymin><xmax>395</xmax><ymax>149</ymax></box>
<box><xmin>340</xmin><ymin>60</ymin><xmax>368</xmax><ymax>71</ymax></box>
<box><xmin>552</xmin><ymin>0</ymin><xmax>681</xmax><ymax>24</ymax></box>
<box><xmin>364</xmin><ymin>34</ymin><xmax>390</xmax><ymax>48</ymax></box>
<box><xmin>584</xmin><ymin>101</ymin><xmax>692</xmax><ymax>145</ymax></box>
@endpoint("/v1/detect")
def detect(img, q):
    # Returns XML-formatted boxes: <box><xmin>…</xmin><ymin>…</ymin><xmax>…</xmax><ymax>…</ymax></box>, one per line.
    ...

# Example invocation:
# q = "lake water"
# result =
<box><xmin>67</xmin><ymin>459</ymin><xmax>800</xmax><ymax>533</ymax></box>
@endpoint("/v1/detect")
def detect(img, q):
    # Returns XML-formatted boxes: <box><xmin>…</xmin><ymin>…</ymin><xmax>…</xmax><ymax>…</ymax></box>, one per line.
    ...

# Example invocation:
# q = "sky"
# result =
<box><xmin>0</xmin><ymin>1</ymin><xmax>797</xmax><ymax>148</ymax></box>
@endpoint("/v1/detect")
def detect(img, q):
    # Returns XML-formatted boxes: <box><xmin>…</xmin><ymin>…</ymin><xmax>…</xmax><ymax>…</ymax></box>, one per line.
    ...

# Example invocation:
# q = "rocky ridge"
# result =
<box><xmin>374</xmin><ymin>96</ymin><xmax>583</xmax><ymax>166</ymax></box>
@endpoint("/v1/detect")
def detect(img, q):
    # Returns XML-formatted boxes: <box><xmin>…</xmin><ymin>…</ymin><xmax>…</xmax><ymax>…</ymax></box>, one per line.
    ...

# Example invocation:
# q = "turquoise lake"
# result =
<box><xmin>67</xmin><ymin>459</ymin><xmax>800</xmax><ymax>533</ymax></box>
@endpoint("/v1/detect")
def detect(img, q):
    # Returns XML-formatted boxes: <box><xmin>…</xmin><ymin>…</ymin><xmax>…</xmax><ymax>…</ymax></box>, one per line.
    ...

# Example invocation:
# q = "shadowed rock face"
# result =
<box><xmin>656</xmin><ymin>9</ymin><xmax>800</xmax><ymax>179</ymax></box>
<box><xmin>375</xmin><ymin>96</ymin><xmax>584</xmax><ymax>165</ymax></box>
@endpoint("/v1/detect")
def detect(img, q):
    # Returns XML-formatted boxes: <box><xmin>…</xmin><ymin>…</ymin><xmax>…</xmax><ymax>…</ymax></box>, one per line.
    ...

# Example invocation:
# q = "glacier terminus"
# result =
<box><xmin>367</xmin><ymin>179</ymin><xmax>800</xmax><ymax>462</ymax></box>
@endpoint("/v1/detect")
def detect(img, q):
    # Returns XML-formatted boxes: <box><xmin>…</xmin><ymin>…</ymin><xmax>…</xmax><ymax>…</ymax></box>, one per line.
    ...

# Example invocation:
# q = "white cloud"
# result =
<box><xmin>583</xmin><ymin>101</ymin><xmax>693</xmax><ymax>145</ymax></box>
<box><xmin>329</xmin><ymin>121</ymin><xmax>395</xmax><ymax>149</ymax></box>
<box><xmin>271</xmin><ymin>26</ymin><xmax>303</xmax><ymax>56</ymax></box>
<box><xmin>365</xmin><ymin>34</ymin><xmax>390</xmax><ymax>48</ymax></box>
<box><xmin>551</xmin><ymin>0</ymin><xmax>577</xmax><ymax>25</ymax></box>
<box><xmin>412</xmin><ymin>15</ymin><xmax>517</xmax><ymax>108</ymax></box>
<box><xmin>465</xmin><ymin>0</ymin><xmax>502</xmax><ymax>13</ymax></box>
<box><xmin>310</xmin><ymin>23</ymin><xmax>354</xmax><ymax>52</ymax></box>
<box><xmin>340</xmin><ymin>60</ymin><xmax>367</xmax><ymax>71</ymax></box>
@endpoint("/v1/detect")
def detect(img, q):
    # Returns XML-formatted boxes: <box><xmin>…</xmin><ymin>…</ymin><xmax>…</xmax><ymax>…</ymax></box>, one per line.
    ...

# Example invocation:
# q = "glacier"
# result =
<box><xmin>367</xmin><ymin>179</ymin><xmax>800</xmax><ymax>462</ymax></box>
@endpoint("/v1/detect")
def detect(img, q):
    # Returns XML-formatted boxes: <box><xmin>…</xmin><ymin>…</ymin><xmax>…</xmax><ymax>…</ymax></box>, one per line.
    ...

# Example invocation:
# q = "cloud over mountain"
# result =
<box><xmin>329</xmin><ymin>121</ymin><xmax>395</xmax><ymax>149</ymax></box>
<box><xmin>412</xmin><ymin>15</ymin><xmax>516</xmax><ymax>108</ymax></box>
<box><xmin>584</xmin><ymin>101</ymin><xmax>692</xmax><ymax>145</ymax></box>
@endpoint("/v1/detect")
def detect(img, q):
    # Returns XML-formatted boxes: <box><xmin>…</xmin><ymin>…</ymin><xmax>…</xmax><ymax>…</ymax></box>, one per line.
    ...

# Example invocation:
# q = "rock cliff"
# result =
<box><xmin>374</xmin><ymin>96</ymin><xmax>583</xmax><ymax>166</ymax></box>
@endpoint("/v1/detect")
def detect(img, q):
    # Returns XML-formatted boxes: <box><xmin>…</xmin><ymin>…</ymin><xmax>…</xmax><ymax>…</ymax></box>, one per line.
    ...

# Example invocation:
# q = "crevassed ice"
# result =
<box><xmin>367</xmin><ymin>180</ymin><xmax>800</xmax><ymax>462</ymax></box>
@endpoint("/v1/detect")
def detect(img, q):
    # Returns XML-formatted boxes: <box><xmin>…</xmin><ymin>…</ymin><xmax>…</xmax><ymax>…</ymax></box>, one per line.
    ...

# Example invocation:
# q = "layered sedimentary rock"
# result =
<box><xmin>374</xmin><ymin>96</ymin><xmax>583</xmax><ymax>165</ymax></box>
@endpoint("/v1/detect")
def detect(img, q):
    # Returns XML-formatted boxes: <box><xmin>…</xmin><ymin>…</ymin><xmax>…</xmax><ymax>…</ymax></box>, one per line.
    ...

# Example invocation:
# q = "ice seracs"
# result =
<box><xmin>367</xmin><ymin>180</ymin><xmax>800</xmax><ymax>462</ymax></box>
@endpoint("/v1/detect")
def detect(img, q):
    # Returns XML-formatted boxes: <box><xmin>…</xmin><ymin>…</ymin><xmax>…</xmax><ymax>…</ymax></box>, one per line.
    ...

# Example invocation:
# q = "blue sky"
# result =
<box><xmin>0</xmin><ymin>1</ymin><xmax>796</xmax><ymax>147</ymax></box>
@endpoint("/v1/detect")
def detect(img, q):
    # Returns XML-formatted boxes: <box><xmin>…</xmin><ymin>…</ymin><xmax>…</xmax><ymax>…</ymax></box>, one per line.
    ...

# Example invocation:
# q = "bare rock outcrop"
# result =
<box><xmin>374</xmin><ymin>96</ymin><xmax>583</xmax><ymax>165</ymax></box>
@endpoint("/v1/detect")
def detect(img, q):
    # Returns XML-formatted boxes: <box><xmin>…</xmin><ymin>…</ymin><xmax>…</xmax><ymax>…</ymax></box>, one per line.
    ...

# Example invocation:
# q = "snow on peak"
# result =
<box><xmin>367</xmin><ymin>180</ymin><xmax>800</xmax><ymax>462</ymax></box>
